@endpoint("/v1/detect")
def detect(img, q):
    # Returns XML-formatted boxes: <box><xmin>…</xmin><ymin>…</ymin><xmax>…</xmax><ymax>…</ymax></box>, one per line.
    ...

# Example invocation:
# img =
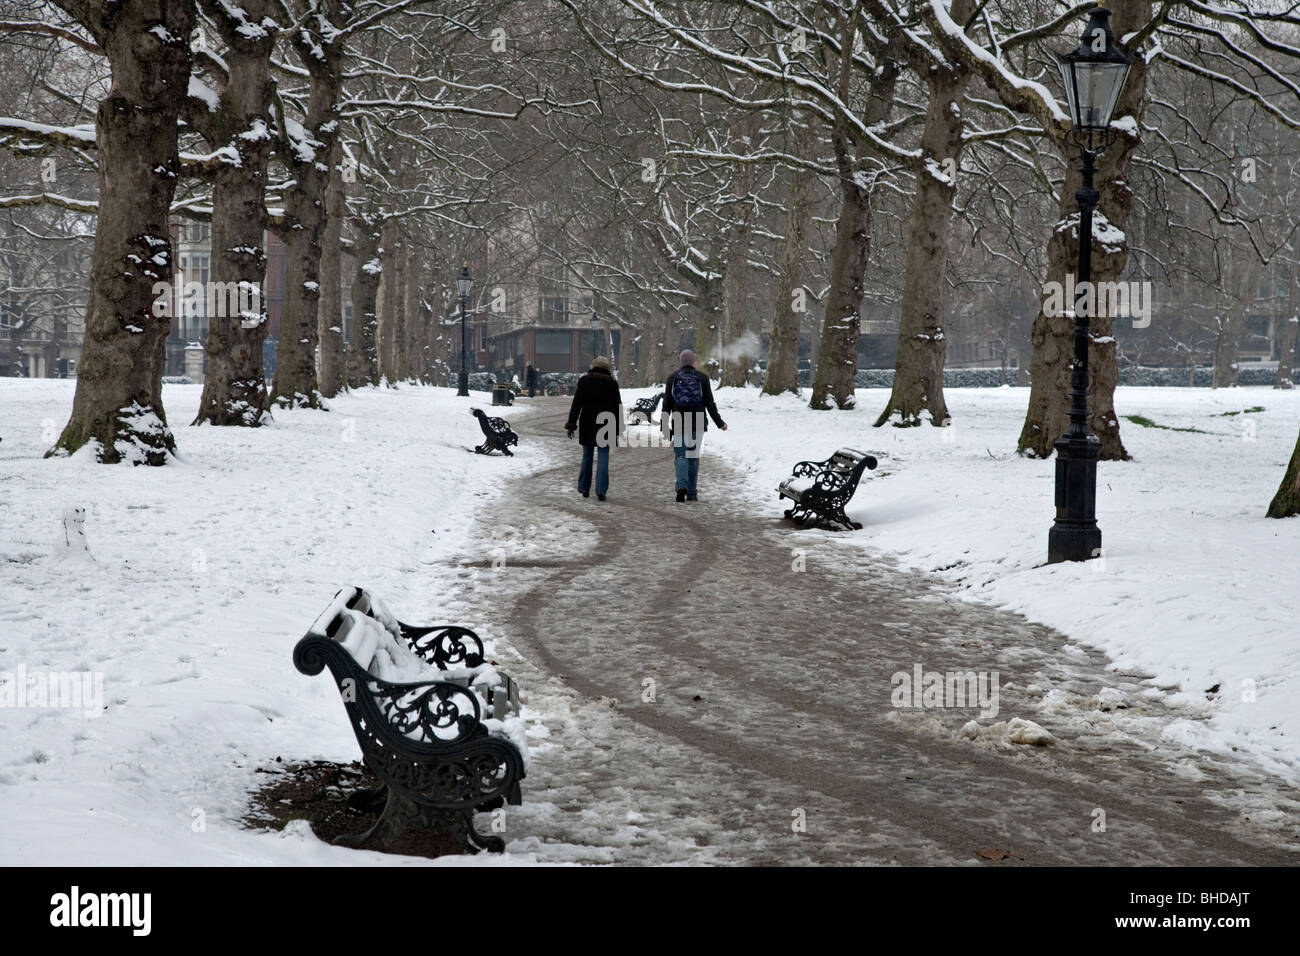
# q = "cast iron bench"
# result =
<box><xmin>628</xmin><ymin>391</ymin><xmax>663</xmax><ymax>425</ymax></box>
<box><xmin>293</xmin><ymin>586</ymin><xmax>525</xmax><ymax>853</ymax></box>
<box><xmin>472</xmin><ymin>407</ymin><xmax>519</xmax><ymax>455</ymax></box>
<box><xmin>777</xmin><ymin>447</ymin><xmax>878</xmax><ymax>530</ymax></box>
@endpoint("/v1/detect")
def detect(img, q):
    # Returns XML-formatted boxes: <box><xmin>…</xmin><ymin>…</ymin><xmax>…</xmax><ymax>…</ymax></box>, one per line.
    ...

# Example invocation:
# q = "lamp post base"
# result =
<box><xmin>1048</xmin><ymin>433</ymin><xmax>1101</xmax><ymax>563</ymax></box>
<box><xmin>457</xmin><ymin>370</ymin><xmax>469</xmax><ymax>397</ymax></box>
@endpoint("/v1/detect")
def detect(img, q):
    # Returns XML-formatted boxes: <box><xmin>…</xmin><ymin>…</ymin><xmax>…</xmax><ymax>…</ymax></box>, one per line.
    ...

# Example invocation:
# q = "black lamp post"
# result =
<box><xmin>456</xmin><ymin>264</ymin><xmax>473</xmax><ymax>397</ymax></box>
<box><xmin>1048</xmin><ymin>3</ymin><xmax>1132</xmax><ymax>564</ymax></box>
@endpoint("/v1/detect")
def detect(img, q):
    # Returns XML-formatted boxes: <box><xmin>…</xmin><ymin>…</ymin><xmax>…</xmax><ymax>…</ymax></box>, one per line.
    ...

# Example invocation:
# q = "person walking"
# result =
<box><xmin>525</xmin><ymin>363</ymin><xmax>538</xmax><ymax>398</ymax></box>
<box><xmin>565</xmin><ymin>356</ymin><xmax>623</xmax><ymax>500</ymax></box>
<box><xmin>662</xmin><ymin>349</ymin><xmax>727</xmax><ymax>502</ymax></box>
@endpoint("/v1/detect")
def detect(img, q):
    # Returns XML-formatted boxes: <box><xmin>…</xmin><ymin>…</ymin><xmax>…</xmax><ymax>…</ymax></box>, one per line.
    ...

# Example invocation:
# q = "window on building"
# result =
<box><xmin>539</xmin><ymin>261</ymin><xmax>569</xmax><ymax>324</ymax></box>
<box><xmin>536</xmin><ymin>331</ymin><xmax>571</xmax><ymax>354</ymax></box>
<box><xmin>0</xmin><ymin>292</ymin><xmax>19</xmax><ymax>329</ymax></box>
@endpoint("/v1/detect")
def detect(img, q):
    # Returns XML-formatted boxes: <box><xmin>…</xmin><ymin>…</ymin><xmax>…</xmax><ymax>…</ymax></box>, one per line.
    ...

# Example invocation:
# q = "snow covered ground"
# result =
<box><xmin>633</xmin><ymin>382</ymin><xmax>1300</xmax><ymax>783</ymax></box>
<box><xmin>0</xmin><ymin>381</ymin><xmax>558</xmax><ymax>865</ymax></box>
<box><xmin>3</xmin><ymin>378</ymin><xmax>1297</xmax><ymax>866</ymax></box>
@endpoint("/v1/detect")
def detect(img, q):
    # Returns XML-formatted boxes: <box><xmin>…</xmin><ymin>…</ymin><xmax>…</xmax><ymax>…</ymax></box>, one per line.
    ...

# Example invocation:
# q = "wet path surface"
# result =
<box><xmin>447</xmin><ymin>399</ymin><xmax>1299</xmax><ymax>864</ymax></box>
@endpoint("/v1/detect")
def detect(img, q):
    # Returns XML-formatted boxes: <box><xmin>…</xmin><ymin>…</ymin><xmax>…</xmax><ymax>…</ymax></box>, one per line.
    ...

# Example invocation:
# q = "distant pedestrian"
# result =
<box><xmin>565</xmin><ymin>357</ymin><xmax>623</xmax><ymax>500</ymax></box>
<box><xmin>526</xmin><ymin>363</ymin><xmax>538</xmax><ymax>398</ymax></box>
<box><xmin>662</xmin><ymin>349</ymin><xmax>727</xmax><ymax>502</ymax></box>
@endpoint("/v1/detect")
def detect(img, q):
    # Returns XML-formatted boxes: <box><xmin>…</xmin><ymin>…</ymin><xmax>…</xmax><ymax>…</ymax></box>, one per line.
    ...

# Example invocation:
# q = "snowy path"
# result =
<box><xmin>456</xmin><ymin>400</ymin><xmax>1298</xmax><ymax>865</ymax></box>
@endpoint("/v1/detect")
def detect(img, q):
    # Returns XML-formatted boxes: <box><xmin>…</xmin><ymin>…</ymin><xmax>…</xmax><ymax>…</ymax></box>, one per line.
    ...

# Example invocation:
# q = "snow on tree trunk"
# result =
<box><xmin>268</xmin><ymin>1</ymin><xmax>345</xmax><ymax>409</ymax></box>
<box><xmin>764</xmin><ymin>162</ymin><xmax>813</xmax><ymax>396</ymax></box>
<box><xmin>876</xmin><ymin>62</ymin><xmax>966</xmax><ymax>428</ymax></box>
<box><xmin>317</xmin><ymin>142</ymin><xmax>347</xmax><ymax>399</ymax></box>
<box><xmin>192</xmin><ymin>0</ymin><xmax>276</xmax><ymax>427</ymax></box>
<box><xmin>347</xmin><ymin>217</ymin><xmax>381</xmax><ymax>387</ymax></box>
<box><xmin>47</xmin><ymin>0</ymin><xmax>195</xmax><ymax>463</ymax></box>
<box><xmin>1276</xmin><ymin>316</ymin><xmax>1298</xmax><ymax>389</ymax></box>
<box><xmin>1267</xmin><ymin>425</ymin><xmax>1300</xmax><ymax>518</ymax></box>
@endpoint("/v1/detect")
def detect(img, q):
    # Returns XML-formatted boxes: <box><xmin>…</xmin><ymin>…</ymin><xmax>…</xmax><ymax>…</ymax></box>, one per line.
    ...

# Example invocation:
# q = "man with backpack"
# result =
<box><xmin>661</xmin><ymin>349</ymin><xmax>728</xmax><ymax>502</ymax></box>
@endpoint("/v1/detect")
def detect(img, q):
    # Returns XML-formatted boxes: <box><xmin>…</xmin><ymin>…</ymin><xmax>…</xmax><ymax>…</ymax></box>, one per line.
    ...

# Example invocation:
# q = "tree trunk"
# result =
<box><xmin>317</xmin><ymin>142</ymin><xmax>347</xmax><ymax>399</ymax></box>
<box><xmin>811</xmin><ymin>153</ymin><xmax>870</xmax><ymax>410</ymax></box>
<box><xmin>193</xmin><ymin>0</ymin><xmax>275</xmax><ymax>426</ymax></box>
<box><xmin>347</xmin><ymin>215</ymin><xmax>382</xmax><ymax>387</ymax></box>
<box><xmin>646</xmin><ymin>308</ymin><xmax>677</xmax><ymax>386</ymax></box>
<box><xmin>720</xmin><ymin>136</ymin><xmax>758</xmax><ymax>387</ymax></box>
<box><xmin>390</xmin><ymin>240</ymin><xmax>409</xmax><ymax>380</ymax></box>
<box><xmin>810</xmin><ymin>56</ymin><xmax>897</xmax><ymax>410</ymax></box>
<box><xmin>875</xmin><ymin>60</ymin><xmax>966</xmax><ymax>428</ymax></box>
<box><xmin>1212</xmin><ymin>309</ymin><xmax>1246</xmax><ymax>388</ymax></box>
<box><xmin>1276</xmin><ymin>315</ymin><xmax>1297</xmax><ymax>389</ymax></box>
<box><xmin>268</xmin><ymin>0</ymin><xmax>345</xmax><ymax>409</ymax></box>
<box><xmin>403</xmin><ymin>246</ymin><xmax>422</xmax><ymax>381</ymax></box>
<box><xmin>376</xmin><ymin>219</ymin><xmax>401</xmax><ymax>384</ymax></box>
<box><xmin>48</xmin><ymin>0</ymin><xmax>195</xmax><ymax>463</ymax></box>
<box><xmin>719</xmin><ymin>238</ymin><xmax>754</xmax><ymax>386</ymax></box>
<box><xmin>765</xmin><ymin>164</ymin><xmax>814</xmax><ymax>396</ymax></box>
<box><xmin>691</xmin><ymin>275</ymin><xmax>723</xmax><ymax>369</ymax></box>
<box><xmin>621</xmin><ymin>321</ymin><xmax>642</xmax><ymax>386</ymax></box>
<box><xmin>1268</xmin><ymin>425</ymin><xmax>1300</xmax><ymax>517</ymax></box>
<box><xmin>1017</xmin><ymin>0</ymin><xmax>1148</xmax><ymax>461</ymax></box>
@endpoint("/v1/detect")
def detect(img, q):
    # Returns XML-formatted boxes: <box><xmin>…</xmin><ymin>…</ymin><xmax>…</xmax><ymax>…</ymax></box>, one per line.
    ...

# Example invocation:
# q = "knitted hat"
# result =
<box><xmin>591</xmin><ymin>356</ymin><xmax>612</xmax><ymax>371</ymax></box>
<box><xmin>679</xmin><ymin>349</ymin><xmax>697</xmax><ymax>367</ymax></box>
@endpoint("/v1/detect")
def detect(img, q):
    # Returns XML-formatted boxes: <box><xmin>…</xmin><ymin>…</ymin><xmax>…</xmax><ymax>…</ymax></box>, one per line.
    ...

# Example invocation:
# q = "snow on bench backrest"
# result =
<box><xmin>310</xmin><ymin>587</ymin><xmax>432</xmax><ymax>683</ymax></box>
<box><xmin>308</xmin><ymin>586</ymin><xmax>360</xmax><ymax>638</ymax></box>
<box><xmin>333</xmin><ymin>609</ymin><xmax>434</xmax><ymax>683</ymax></box>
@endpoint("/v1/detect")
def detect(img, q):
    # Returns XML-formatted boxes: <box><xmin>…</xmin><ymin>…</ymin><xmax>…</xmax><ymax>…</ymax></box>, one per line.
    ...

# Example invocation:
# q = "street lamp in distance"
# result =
<box><xmin>457</xmin><ymin>263</ymin><xmax>473</xmax><ymax>397</ymax></box>
<box><xmin>1048</xmin><ymin>3</ymin><xmax>1133</xmax><ymax>565</ymax></box>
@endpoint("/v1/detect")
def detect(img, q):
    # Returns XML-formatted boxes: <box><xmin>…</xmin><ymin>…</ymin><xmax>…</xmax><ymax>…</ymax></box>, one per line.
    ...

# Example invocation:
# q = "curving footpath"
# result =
<box><xmin>451</xmin><ymin>398</ymin><xmax>1299</xmax><ymax>865</ymax></box>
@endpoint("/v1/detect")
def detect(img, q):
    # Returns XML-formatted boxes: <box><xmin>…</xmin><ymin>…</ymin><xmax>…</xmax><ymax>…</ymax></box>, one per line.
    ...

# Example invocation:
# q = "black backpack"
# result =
<box><xmin>672</xmin><ymin>368</ymin><xmax>703</xmax><ymax>408</ymax></box>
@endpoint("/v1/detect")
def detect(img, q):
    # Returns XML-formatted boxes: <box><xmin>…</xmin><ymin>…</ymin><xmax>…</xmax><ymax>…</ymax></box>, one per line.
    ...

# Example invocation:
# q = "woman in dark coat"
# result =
<box><xmin>565</xmin><ymin>356</ymin><xmax>623</xmax><ymax>500</ymax></box>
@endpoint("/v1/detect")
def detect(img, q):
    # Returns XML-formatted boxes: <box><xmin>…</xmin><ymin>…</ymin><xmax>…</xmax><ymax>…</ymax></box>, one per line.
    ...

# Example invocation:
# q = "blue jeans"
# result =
<box><xmin>673</xmin><ymin>431</ymin><xmax>703</xmax><ymax>498</ymax></box>
<box><xmin>579</xmin><ymin>444</ymin><xmax>610</xmax><ymax>496</ymax></box>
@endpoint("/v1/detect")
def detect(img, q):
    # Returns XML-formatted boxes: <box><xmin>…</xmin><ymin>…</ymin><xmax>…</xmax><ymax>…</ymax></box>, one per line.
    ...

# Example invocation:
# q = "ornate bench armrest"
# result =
<box><xmin>789</xmin><ymin>458</ymin><xmax>832</xmax><ymax>478</ymax></box>
<box><xmin>365</xmin><ymin>675</ymin><xmax>485</xmax><ymax>746</ymax></box>
<box><xmin>400</xmin><ymin>623</ymin><xmax>486</xmax><ymax>669</ymax></box>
